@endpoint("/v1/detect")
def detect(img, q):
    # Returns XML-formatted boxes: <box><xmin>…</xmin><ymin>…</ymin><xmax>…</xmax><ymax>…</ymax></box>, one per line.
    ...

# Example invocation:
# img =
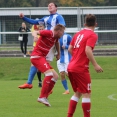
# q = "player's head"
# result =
<box><xmin>48</xmin><ymin>2</ymin><xmax>57</xmax><ymax>13</ymax></box>
<box><xmin>53</xmin><ymin>24</ymin><xmax>65</xmax><ymax>39</ymax></box>
<box><xmin>38</xmin><ymin>24</ymin><xmax>45</xmax><ymax>30</ymax></box>
<box><xmin>84</xmin><ymin>14</ymin><xmax>97</xmax><ymax>27</ymax></box>
<box><xmin>22</xmin><ymin>22</ymin><xmax>26</xmax><ymax>28</ymax></box>
<box><xmin>34</xmin><ymin>24</ymin><xmax>44</xmax><ymax>31</ymax></box>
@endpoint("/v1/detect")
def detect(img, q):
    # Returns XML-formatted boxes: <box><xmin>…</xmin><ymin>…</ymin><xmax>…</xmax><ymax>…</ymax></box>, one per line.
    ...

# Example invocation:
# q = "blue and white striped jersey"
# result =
<box><xmin>59</xmin><ymin>33</ymin><xmax>72</xmax><ymax>63</ymax></box>
<box><xmin>23</xmin><ymin>13</ymin><xmax>66</xmax><ymax>30</ymax></box>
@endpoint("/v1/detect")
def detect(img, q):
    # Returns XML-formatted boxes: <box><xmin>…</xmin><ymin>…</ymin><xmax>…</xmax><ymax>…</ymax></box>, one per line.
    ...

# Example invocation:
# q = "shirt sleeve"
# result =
<box><xmin>86</xmin><ymin>33</ymin><xmax>98</xmax><ymax>49</ymax></box>
<box><xmin>57</xmin><ymin>15</ymin><xmax>66</xmax><ymax>26</ymax></box>
<box><xmin>23</xmin><ymin>16</ymin><xmax>45</xmax><ymax>25</ymax></box>
<box><xmin>40</xmin><ymin>30</ymin><xmax>53</xmax><ymax>37</ymax></box>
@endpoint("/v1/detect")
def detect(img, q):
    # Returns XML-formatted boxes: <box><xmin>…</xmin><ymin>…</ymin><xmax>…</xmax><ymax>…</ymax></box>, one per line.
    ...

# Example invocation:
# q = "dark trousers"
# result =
<box><xmin>20</xmin><ymin>39</ymin><xmax>28</xmax><ymax>55</ymax></box>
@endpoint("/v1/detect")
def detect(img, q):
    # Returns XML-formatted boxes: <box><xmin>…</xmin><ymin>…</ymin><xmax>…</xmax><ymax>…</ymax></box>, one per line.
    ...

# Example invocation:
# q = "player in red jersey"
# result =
<box><xmin>67</xmin><ymin>14</ymin><xmax>103</xmax><ymax>117</ymax></box>
<box><xmin>30</xmin><ymin>24</ymin><xmax>65</xmax><ymax>107</ymax></box>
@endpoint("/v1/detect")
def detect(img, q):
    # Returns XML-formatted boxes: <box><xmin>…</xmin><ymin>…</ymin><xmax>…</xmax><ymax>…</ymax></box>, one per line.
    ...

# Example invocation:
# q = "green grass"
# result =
<box><xmin>0</xmin><ymin>57</ymin><xmax>117</xmax><ymax>117</ymax></box>
<box><xmin>95</xmin><ymin>45</ymin><xmax>117</xmax><ymax>49</ymax></box>
<box><xmin>0</xmin><ymin>79</ymin><xmax>117</xmax><ymax>117</ymax></box>
<box><xmin>0</xmin><ymin>57</ymin><xmax>117</xmax><ymax>80</ymax></box>
<box><xmin>0</xmin><ymin>46</ymin><xmax>33</xmax><ymax>51</ymax></box>
<box><xmin>0</xmin><ymin>45</ymin><xmax>117</xmax><ymax>51</ymax></box>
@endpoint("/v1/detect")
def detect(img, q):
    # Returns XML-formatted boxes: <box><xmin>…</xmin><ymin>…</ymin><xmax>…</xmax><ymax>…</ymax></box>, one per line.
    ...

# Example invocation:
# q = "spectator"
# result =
<box><xmin>18</xmin><ymin>22</ymin><xmax>30</xmax><ymax>57</ymax></box>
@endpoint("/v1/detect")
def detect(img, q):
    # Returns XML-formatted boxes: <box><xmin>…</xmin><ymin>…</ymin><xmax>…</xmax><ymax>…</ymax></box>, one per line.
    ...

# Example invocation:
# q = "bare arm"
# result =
<box><xmin>55</xmin><ymin>41</ymin><xmax>60</xmax><ymax>60</ymax></box>
<box><xmin>85</xmin><ymin>46</ymin><xmax>103</xmax><ymax>73</ymax></box>
<box><xmin>32</xmin><ymin>31</ymin><xmax>40</xmax><ymax>41</ymax></box>
<box><xmin>68</xmin><ymin>45</ymin><xmax>73</xmax><ymax>55</ymax></box>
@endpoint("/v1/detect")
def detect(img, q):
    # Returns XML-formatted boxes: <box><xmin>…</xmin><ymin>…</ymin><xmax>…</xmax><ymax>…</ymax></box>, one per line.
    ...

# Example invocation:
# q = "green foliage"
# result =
<box><xmin>0</xmin><ymin>0</ymin><xmax>117</xmax><ymax>7</ymax></box>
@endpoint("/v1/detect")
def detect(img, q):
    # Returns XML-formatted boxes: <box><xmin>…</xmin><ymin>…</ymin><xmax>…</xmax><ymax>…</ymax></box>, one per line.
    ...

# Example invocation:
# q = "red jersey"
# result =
<box><xmin>31</xmin><ymin>30</ymin><xmax>58</xmax><ymax>57</ymax></box>
<box><xmin>68</xmin><ymin>28</ymin><xmax>98</xmax><ymax>73</ymax></box>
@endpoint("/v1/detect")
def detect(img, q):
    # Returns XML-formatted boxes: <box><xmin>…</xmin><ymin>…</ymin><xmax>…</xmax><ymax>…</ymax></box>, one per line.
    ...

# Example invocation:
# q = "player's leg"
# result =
<box><xmin>31</xmin><ymin>57</ymin><xmax>53</xmax><ymax>107</ymax></box>
<box><xmin>20</xmin><ymin>41</ymin><xmax>24</xmax><ymax>54</ymax></box>
<box><xmin>36</xmin><ymin>59</ymin><xmax>51</xmax><ymax>87</ymax></box>
<box><xmin>67</xmin><ymin>72</ymin><xmax>80</xmax><ymax>117</ymax></box>
<box><xmin>18</xmin><ymin>64</ymin><xmax>37</xmax><ymax>89</ymax></box>
<box><xmin>67</xmin><ymin>92</ymin><xmax>82</xmax><ymax>117</ymax></box>
<box><xmin>81</xmin><ymin>73</ymin><xmax>91</xmax><ymax>117</ymax></box>
<box><xmin>37</xmin><ymin>71</ymin><xmax>42</xmax><ymax>87</ymax></box>
<box><xmin>82</xmin><ymin>93</ymin><xmax>91</xmax><ymax>117</ymax></box>
<box><xmin>60</xmin><ymin>71</ymin><xmax>69</xmax><ymax>94</ymax></box>
<box><xmin>57</xmin><ymin>60</ymin><xmax>69</xmax><ymax>94</ymax></box>
<box><xmin>24</xmin><ymin>39</ymin><xmax>28</xmax><ymax>57</ymax></box>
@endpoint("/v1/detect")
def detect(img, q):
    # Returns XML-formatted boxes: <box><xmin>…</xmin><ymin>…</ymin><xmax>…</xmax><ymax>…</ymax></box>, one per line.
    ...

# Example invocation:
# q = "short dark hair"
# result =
<box><xmin>53</xmin><ymin>3</ymin><xmax>57</xmax><ymax>7</ymax></box>
<box><xmin>85</xmin><ymin>14</ymin><xmax>96</xmax><ymax>27</ymax></box>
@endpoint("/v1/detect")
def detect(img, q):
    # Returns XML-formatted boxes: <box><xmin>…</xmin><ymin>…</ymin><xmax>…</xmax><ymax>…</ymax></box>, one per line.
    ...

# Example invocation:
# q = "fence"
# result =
<box><xmin>0</xmin><ymin>6</ymin><xmax>117</xmax><ymax>45</ymax></box>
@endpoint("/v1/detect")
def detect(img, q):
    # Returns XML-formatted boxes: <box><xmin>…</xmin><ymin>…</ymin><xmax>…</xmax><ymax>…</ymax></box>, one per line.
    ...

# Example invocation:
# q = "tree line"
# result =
<box><xmin>0</xmin><ymin>0</ymin><xmax>117</xmax><ymax>7</ymax></box>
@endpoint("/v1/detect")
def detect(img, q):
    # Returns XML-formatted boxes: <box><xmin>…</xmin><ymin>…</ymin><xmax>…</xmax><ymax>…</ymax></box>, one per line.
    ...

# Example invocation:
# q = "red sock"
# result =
<box><xmin>39</xmin><ymin>76</ymin><xmax>52</xmax><ymax>98</ymax></box>
<box><xmin>46</xmin><ymin>78</ymin><xmax>56</xmax><ymax>98</ymax></box>
<box><xmin>82</xmin><ymin>98</ymin><xmax>91</xmax><ymax>117</ymax></box>
<box><xmin>67</xmin><ymin>97</ymin><xmax>78</xmax><ymax>117</ymax></box>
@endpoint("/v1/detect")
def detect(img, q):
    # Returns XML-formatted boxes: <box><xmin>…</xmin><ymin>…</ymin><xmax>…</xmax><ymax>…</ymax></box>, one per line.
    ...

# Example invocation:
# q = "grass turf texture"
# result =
<box><xmin>0</xmin><ymin>79</ymin><xmax>117</xmax><ymax>117</ymax></box>
<box><xmin>0</xmin><ymin>57</ymin><xmax>117</xmax><ymax>80</ymax></box>
<box><xmin>0</xmin><ymin>57</ymin><xmax>117</xmax><ymax>117</ymax></box>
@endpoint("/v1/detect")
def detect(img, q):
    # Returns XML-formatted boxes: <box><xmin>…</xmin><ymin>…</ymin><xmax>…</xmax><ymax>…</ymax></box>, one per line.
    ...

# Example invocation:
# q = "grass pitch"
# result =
<box><xmin>0</xmin><ymin>79</ymin><xmax>117</xmax><ymax>117</ymax></box>
<box><xmin>0</xmin><ymin>57</ymin><xmax>117</xmax><ymax>117</ymax></box>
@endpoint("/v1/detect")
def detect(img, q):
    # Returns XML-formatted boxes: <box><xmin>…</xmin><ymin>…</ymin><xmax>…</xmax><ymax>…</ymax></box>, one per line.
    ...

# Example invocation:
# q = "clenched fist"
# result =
<box><xmin>19</xmin><ymin>13</ymin><xmax>24</xmax><ymax>18</ymax></box>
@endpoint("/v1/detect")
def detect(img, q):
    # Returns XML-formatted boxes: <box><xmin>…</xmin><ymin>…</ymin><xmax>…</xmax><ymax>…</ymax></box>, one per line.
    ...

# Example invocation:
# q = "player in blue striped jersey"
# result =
<box><xmin>18</xmin><ymin>3</ymin><xmax>66</xmax><ymax>90</ymax></box>
<box><xmin>57</xmin><ymin>33</ymin><xmax>72</xmax><ymax>94</ymax></box>
<box><xmin>19</xmin><ymin>3</ymin><xmax>65</xmax><ymax>30</ymax></box>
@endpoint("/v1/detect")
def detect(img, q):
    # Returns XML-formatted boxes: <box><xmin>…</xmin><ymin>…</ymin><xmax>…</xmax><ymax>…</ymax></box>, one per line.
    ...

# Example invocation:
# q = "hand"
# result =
<box><xmin>94</xmin><ymin>64</ymin><xmax>103</xmax><ymax>73</ymax></box>
<box><xmin>32</xmin><ymin>31</ymin><xmax>38</xmax><ymax>37</ymax></box>
<box><xmin>22</xmin><ymin>29</ymin><xmax>25</xmax><ymax>32</ymax></box>
<box><xmin>55</xmin><ymin>53</ymin><xmax>60</xmax><ymax>61</ymax></box>
<box><xmin>33</xmin><ymin>37</ymin><xmax>38</xmax><ymax>42</ymax></box>
<box><xmin>19</xmin><ymin>13</ymin><xmax>24</xmax><ymax>18</ymax></box>
<box><xmin>62</xmin><ymin>45</ymin><xmax>65</xmax><ymax>49</ymax></box>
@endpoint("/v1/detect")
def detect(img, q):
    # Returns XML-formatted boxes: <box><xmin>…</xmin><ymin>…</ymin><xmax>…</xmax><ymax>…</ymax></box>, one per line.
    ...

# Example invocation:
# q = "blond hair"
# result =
<box><xmin>54</xmin><ymin>24</ymin><xmax>65</xmax><ymax>31</ymax></box>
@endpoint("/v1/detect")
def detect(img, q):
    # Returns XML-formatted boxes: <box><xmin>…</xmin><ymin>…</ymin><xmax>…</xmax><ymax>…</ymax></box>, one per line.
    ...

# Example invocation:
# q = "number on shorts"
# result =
<box><xmin>87</xmin><ymin>83</ymin><xmax>91</xmax><ymax>91</ymax></box>
<box><xmin>44</xmin><ymin>63</ymin><xmax>48</xmax><ymax>68</ymax></box>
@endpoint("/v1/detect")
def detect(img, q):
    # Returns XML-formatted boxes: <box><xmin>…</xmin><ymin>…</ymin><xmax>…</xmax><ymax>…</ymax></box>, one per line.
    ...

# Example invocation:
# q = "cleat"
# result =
<box><xmin>18</xmin><ymin>83</ymin><xmax>33</xmax><ymax>89</ymax></box>
<box><xmin>38</xmin><ymin>82</ymin><xmax>42</xmax><ymax>87</ymax></box>
<box><xmin>37</xmin><ymin>97</ymin><xmax>51</xmax><ymax>107</ymax></box>
<box><xmin>62</xmin><ymin>90</ymin><xmax>70</xmax><ymax>94</ymax></box>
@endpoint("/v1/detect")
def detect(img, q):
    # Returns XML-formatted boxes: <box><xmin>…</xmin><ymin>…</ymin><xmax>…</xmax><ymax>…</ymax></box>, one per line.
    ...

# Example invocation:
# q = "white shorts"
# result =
<box><xmin>46</xmin><ymin>46</ymin><xmax>56</xmax><ymax>62</ymax></box>
<box><xmin>57</xmin><ymin>59</ymin><xmax>69</xmax><ymax>73</ymax></box>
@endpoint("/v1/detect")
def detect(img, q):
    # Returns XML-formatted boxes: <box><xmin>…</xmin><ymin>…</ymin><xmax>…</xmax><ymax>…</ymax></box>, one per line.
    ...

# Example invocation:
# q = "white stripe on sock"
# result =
<box><xmin>45</xmin><ymin>72</ymin><xmax>53</xmax><ymax>76</ymax></box>
<box><xmin>71</xmin><ymin>96</ymin><xmax>79</xmax><ymax>102</ymax></box>
<box><xmin>82</xmin><ymin>98</ymin><xmax>90</xmax><ymax>103</ymax></box>
<box><xmin>51</xmin><ymin>78</ymin><xmax>57</xmax><ymax>83</ymax></box>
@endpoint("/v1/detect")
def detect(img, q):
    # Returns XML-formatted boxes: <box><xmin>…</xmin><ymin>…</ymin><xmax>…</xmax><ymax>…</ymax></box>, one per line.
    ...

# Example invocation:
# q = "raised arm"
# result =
<box><xmin>19</xmin><ymin>13</ymin><xmax>44</xmax><ymax>25</ymax></box>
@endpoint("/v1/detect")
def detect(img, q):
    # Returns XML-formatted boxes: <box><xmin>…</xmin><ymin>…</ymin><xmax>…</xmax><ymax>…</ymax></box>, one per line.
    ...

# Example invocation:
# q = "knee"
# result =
<box><xmin>60</xmin><ymin>72</ymin><xmax>65</xmax><ymax>80</ymax></box>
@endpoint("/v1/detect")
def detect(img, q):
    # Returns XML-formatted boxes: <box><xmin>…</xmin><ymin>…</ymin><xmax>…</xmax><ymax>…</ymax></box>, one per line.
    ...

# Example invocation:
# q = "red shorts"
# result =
<box><xmin>30</xmin><ymin>57</ymin><xmax>53</xmax><ymax>73</ymax></box>
<box><xmin>68</xmin><ymin>71</ymin><xmax>91</xmax><ymax>93</ymax></box>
